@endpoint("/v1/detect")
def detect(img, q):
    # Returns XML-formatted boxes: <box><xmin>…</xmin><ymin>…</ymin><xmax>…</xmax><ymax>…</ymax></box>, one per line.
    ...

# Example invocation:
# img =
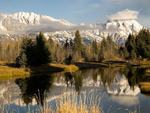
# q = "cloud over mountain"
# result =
<box><xmin>109</xmin><ymin>9</ymin><xmax>139</xmax><ymax>21</ymax></box>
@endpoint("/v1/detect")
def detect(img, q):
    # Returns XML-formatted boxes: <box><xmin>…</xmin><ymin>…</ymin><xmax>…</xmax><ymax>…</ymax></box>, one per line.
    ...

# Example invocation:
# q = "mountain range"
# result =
<box><xmin>0</xmin><ymin>12</ymin><xmax>143</xmax><ymax>44</ymax></box>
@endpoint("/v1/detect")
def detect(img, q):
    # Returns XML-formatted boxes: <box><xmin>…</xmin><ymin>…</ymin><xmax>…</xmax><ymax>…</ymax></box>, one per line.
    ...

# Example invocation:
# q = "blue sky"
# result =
<box><xmin>0</xmin><ymin>0</ymin><xmax>150</xmax><ymax>26</ymax></box>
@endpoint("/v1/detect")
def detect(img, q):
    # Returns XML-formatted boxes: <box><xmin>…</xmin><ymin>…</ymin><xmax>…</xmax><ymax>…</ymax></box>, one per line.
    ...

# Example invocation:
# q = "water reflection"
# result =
<box><xmin>64</xmin><ymin>71</ymin><xmax>83</xmax><ymax>94</ymax></box>
<box><xmin>62</xmin><ymin>66</ymin><xmax>150</xmax><ymax>95</ymax></box>
<box><xmin>125</xmin><ymin>66</ymin><xmax>150</xmax><ymax>95</ymax></box>
<box><xmin>125</xmin><ymin>66</ymin><xmax>145</xmax><ymax>87</ymax></box>
<box><xmin>15</xmin><ymin>74</ymin><xmax>54</xmax><ymax>106</ymax></box>
<box><xmin>7</xmin><ymin>65</ymin><xmax>150</xmax><ymax>112</ymax></box>
<box><xmin>64</xmin><ymin>72</ymin><xmax>73</xmax><ymax>87</ymax></box>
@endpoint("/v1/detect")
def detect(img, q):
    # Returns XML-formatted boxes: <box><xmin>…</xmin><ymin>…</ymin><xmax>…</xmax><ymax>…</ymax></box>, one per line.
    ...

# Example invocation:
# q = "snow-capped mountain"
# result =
<box><xmin>0</xmin><ymin>12</ymin><xmax>75</xmax><ymax>34</ymax></box>
<box><xmin>100</xmin><ymin>19</ymin><xmax>142</xmax><ymax>44</ymax></box>
<box><xmin>43</xmin><ymin>18</ymin><xmax>142</xmax><ymax>45</ymax></box>
<box><xmin>0</xmin><ymin>10</ymin><xmax>143</xmax><ymax>45</ymax></box>
<box><xmin>99</xmin><ymin>9</ymin><xmax>143</xmax><ymax>44</ymax></box>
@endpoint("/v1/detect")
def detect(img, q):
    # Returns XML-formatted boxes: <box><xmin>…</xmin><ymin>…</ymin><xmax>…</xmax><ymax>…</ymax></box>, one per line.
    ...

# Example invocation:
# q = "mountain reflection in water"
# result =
<box><xmin>0</xmin><ymin>66</ymin><xmax>150</xmax><ymax>113</ymax></box>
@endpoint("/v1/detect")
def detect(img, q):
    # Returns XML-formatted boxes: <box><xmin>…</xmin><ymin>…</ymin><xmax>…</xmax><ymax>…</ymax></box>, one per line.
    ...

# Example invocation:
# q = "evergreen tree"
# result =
<box><xmin>98</xmin><ymin>36</ymin><xmax>118</xmax><ymax>61</ymax></box>
<box><xmin>16</xmin><ymin>52</ymin><xmax>27</xmax><ymax>67</ymax></box>
<box><xmin>91</xmin><ymin>40</ymin><xmax>99</xmax><ymax>61</ymax></box>
<box><xmin>72</xmin><ymin>30</ymin><xmax>84</xmax><ymax>61</ymax></box>
<box><xmin>64</xmin><ymin>39</ymin><xmax>70</xmax><ymax>49</ymax></box>
<box><xmin>74</xmin><ymin>30</ymin><xmax>83</xmax><ymax>52</ymax></box>
<box><xmin>16</xmin><ymin>32</ymin><xmax>51</xmax><ymax>67</ymax></box>
<box><xmin>34</xmin><ymin>32</ymin><xmax>51</xmax><ymax>66</ymax></box>
<box><xmin>125</xmin><ymin>34</ymin><xmax>137</xmax><ymax>59</ymax></box>
<box><xmin>119</xmin><ymin>46</ymin><xmax>129</xmax><ymax>59</ymax></box>
<box><xmin>99</xmin><ymin>38</ymin><xmax>106</xmax><ymax>61</ymax></box>
<box><xmin>92</xmin><ymin>40</ymin><xmax>98</xmax><ymax>55</ymax></box>
<box><xmin>125</xmin><ymin>29</ymin><xmax>150</xmax><ymax>59</ymax></box>
<box><xmin>16</xmin><ymin>38</ymin><xmax>34</xmax><ymax>67</ymax></box>
<box><xmin>136</xmin><ymin>29</ymin><xmax>150</xmax><ymax>58</ymax></box>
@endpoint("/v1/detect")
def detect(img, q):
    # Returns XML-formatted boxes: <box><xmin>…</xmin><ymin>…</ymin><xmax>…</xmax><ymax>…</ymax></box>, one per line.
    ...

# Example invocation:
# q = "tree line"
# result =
<box><xmin>0</xmin><ymin>29</ymin><xmax>150</xmax><ymax>67</ymax></box>
<box><xmin>121</xmin><ymin>29</ymin><xmax>150</xmax><ymax>59</ymax></box>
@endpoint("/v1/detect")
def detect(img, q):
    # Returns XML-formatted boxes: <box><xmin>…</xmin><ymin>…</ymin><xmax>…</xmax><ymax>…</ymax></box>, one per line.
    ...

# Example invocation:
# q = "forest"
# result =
<box><xmin>0</xmin><ymin>29</ymin><xmax>150</xmax><ymax>67</ymax></box>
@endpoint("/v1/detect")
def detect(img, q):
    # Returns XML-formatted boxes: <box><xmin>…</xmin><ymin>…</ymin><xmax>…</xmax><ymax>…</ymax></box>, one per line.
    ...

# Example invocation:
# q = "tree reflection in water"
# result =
<box><xmin>64</xmin><ymin>72</ymin><xmax>74</xmax><ymax>87</ymax></box>
<box><xmin>15</xmin><ymin>65</ymin><xmax>150</xmax><ymax>106</ymax></box>
<box><xmin>64</xmin><ymin>71</ymin><xmax>83</xmax><ymax>94</ymax></box>
<box><xmin>125</xmin><ymin>66</ymin><xmax>145</xmax><ymax>87</ymax></box>
<box><xmin>125</xmin><ymin>66</ymin><xmax>150</xmax><ymax>94</ymax></box>
<box><xmin>15</xmin><ymin>74</ymin><xmax>54</xmax><ymax>106</ymax></box>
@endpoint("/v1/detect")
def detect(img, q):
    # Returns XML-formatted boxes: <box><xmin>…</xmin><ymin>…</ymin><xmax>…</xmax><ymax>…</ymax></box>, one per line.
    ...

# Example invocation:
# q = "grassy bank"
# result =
<box><xmin>50</xmin><ymin>63</ymin><xmax>79</xmax><ymax>72</ymax></box>
<box><xmin>146</xmin><ymin>69</ymin><xmax>150</xmax><ymax>74</ymax></box>
<box><xmin>1</xmin><ymin>59</ymin><xmax>150</xmax><ymax>80</ymax></box>
<box><xmin>139</xmin><ymin>82</ymin><xmax>150</xmax><ymax>93</ymax></box>
<box><xmin>74</xmin><ymin>60</ymin><xmax>150</xmax><ymax>70</ymax></box>
<box><xmin>0</xmin><ymin>65</ymin><xmax>29</xmax><ymax>80</ymax></box>
<box><xmin>128</xmin><ymin>60</ymin><xmax>150</xmax><ymax>67</ymax></box>
<box><xmin>0</xmin><ymin>62</ymin><xmax>79</xmax><ymax>80</ymax></box>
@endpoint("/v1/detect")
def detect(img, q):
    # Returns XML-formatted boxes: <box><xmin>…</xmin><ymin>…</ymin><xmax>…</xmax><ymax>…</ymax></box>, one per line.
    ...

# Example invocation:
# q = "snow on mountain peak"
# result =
<box><xmin>0</xmin><ymin>10</ymin><xmax>144</xmax><ymax>45</ymax></box>
<box><xmin>0</xmin><ymin>12</ymin><xmax>75</xmax><ymax>34</ymax></box>
<box><xmin>9</xmin><ymin>12</ymin><xmax>74</xmax><ymax>26</ymax></box>
<box><xmin>101</xmin><ymin>9</ymin><xmax>143</xmax><ymax>44</ymax></box>
<box><xmin>12</xmin><ymin>12</ymin><xmax>40</xmax><ymax>25</ymax></box>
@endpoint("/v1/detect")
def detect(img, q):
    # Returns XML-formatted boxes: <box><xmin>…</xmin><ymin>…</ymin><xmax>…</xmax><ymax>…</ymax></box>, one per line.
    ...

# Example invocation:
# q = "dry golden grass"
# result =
<box><xmin>56</xmin><ymin>102</ymin><xmax>101</xmax><ymax>113</ymax></box>
<box><xmin>36</xmin><ymin>90</ymin><xmax>102</xmax><ymax>113</ymax></box>
<box><xmin>0</xmin><ymin>65</ymin><xmax>29</xmax><ymax>80</ymax></box>
<box><xmin>146</xmin><ymin>69</ymin><xmax>150</xmax><ymax>74</ymax></box>
<box><xmin>0</xmin><ymin>61</ymin><xmax>6</xmax><ymax>65</ymax></box>
<box><xmin>140</xmin><ymin>60</ymin><xmax>150</xmax><ymax>65</ymax></box>
<box><xmin>50</xmin><ymin>63</ymin><xmax>79</xmax><ymax>72</ymax></box>
<box><xmin>40</xmin><ymin>102</ymin><xmax>101</xmax><ymax>113</ymax></box>
<box><xmin>130</xmin><ymin>59</ymin><xmax>150</xmax><ymax>66</ymax></box>
<box><xmin>140</xmin><ymin>82</ymin><xmax>150</xmax><ymax>86</ymax></box>
<box><xmin>0</xmin><ymin>61</ymin><xmax>78</xmax><ymax>80</ymax></box>
<box><xmin>139</xmin><ymin>82</ymin><xmax>150</xmax><ymax>93</ymax></box>
<box><xmin>53</xmin><ymin>91</ymin><xmax>103</xmax><ymax>113</ymax></box>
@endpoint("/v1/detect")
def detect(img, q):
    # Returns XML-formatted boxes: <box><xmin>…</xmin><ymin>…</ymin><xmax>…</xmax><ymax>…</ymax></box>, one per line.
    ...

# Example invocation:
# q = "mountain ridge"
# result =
<box><xmin>0</xmin><ymin>12</ymin><xmax>143</xmax><ymax>45</ymax></box>
<box><xmin>0</xmin><ymin>12</ymin><xmax>75</xmax><ymax>34</ymax></box>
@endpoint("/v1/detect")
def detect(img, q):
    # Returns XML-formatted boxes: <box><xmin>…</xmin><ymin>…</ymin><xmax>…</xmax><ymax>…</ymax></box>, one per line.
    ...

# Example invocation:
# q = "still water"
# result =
<box><xmin>0</xmin><ymin>66</ymin><xmax>150</xmax><ymax>113</ymax></box>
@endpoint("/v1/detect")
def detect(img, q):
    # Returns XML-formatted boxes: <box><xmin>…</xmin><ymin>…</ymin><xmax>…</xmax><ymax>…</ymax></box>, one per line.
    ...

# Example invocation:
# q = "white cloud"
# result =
<box><xmin>109</xmin><ymin>9</ymin><xmax>139</xmax><ymax>21</ymax></box>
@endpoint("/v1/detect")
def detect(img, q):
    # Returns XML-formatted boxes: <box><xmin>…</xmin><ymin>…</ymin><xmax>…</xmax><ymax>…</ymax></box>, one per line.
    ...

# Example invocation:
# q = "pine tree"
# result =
<box><xmin>125</xmin><ymin>34</ymin><xmax>137</xmax><ymax>59</ymax></box>
<box><xmin>34</xmin><ymin>32</ymin><xmax>51</xmax><ymax>66</ymax></box>
<box><xmin>92</xmin><ymin>40</ymin><xmax>98</xmax><ymax>55</ymax></box>
<box><xmin>73</xmin><ymin>30</ymin><xmax>84</xmax><ymax>61</ymax></box>
<box><xmin>16</xmin><ymin>52</ymin><xmax>27</xmax><ymax>67</ymax></box>
<box><xmin>74</xmin><ymin>30</ymin><xmax>83</xmax><ymax>52</ymax></box>
<box><xmin>98</xmin><ymin>36</ymin><xmax>118</xmax><ymax>61</ymax></box>
<box><xmin>99</xmin><ymin>38</ymin><xmax>106</xmax><ymax>61</ymax></box>
<box><xmin>136</xmin><ymin>29</ymin><xmax>150</xmax><ymax>58</ymax></box>
<box><xmin>119</xmin><ymin>46</ymin><xmax>129</xmax><ymax>59</ymax></box>
<box><xmin>91</xmin><ymin>40</ymin><xmax>99</xmax><ymax>61</ymax></box>
<box><xmin>16</xmin><ymin>38</ymin><xmax>34</xmax><ymax>67</ymax></box>
<box><xmin>16</xmin><ymin>32</ymin><xmax>51</xmax><ymax>67</ymax></box>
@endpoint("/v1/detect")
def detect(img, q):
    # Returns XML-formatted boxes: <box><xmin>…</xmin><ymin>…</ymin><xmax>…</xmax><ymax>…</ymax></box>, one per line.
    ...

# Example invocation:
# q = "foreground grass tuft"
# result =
<box><xmin>56</xmin><ymin>102</ymin><xmax>101</xmax><ymax>113</ymax></box>
<box><xmin>41</xmin><ymin>91</ymin><xmax>102</xmax><ymax>113</ymax></box>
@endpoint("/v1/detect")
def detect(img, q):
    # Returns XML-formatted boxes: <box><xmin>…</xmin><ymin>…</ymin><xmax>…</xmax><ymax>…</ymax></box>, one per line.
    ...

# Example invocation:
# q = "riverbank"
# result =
<box><xmin>0</xmin><ymin>62</ymin><xmax>79</xmax><ymax>80</ymax></box>
<box><xmin>0</xmin><ymin>60</ymin><xmax>150</xmax><ymax>80</ymax></box>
